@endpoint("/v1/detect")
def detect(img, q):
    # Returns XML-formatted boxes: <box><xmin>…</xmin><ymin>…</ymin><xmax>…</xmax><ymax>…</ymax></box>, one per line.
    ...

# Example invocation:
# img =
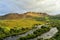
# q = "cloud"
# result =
<box><xmin>0</xmin><ymin>0</ymin><xmax>60</xmax><ymax>15</ymax></box>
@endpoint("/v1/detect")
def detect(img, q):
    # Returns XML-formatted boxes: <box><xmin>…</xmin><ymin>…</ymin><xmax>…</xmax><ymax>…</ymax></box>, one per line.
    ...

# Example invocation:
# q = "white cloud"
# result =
<box><xmin>0</xmin><ymin>0</ymin><xmax>60</xmax><ymax>15</ymax></box>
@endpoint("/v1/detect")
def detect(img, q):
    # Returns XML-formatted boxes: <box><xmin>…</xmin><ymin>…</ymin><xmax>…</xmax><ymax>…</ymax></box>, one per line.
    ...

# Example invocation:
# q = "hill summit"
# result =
<box><xmin>0</xmin><ymin>12</ymin><xmax>49</xmax><ymax>20</ymax></box>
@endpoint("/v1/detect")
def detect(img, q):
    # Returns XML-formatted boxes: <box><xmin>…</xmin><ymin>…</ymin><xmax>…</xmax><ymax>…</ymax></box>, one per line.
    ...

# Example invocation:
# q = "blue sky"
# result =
<box><xmin>0</xmin><ymin>0</ymin><xmax>60</xmax><ymax>15</ymax></box>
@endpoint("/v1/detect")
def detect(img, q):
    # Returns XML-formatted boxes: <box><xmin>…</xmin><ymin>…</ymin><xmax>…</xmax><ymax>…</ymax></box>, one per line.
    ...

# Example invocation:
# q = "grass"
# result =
<box><xmin>0</xmin><ymin>19</ymin><xmax>46</xmax><ymax>29</ymax></box>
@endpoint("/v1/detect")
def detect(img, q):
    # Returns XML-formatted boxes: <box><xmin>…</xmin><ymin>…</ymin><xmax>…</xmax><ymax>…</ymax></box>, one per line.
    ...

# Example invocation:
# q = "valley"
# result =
<box><xmin>0</xmin><ymin>12</ymin><xmax>60</xmax><ymax>40</ymax></box>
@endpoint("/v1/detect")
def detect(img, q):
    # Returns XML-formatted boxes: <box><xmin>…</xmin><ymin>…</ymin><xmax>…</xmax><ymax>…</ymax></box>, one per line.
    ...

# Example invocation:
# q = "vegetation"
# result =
<box><xmin>0</xmin><ymin>18</ymin><xmax>46</xmax><ymax>40</ymax></box>
<box><xmin>0</xmin><ymin>19</ymin><xmax>45</xmax><ymax>28</ymax></box>
<box><xmin>0</xmin><ymin>26</ymin><xmax>31</xmax><ymax>40</ymax></box>
<box><xmin>18</xmin><ymin>26</ymin><xmax>50</xmax><ymax>40</ymax></box>
<box><xmin>0</xmin><ymin>12</ymin><xmax>60</xmax><ymax>40</ymax></box>
<box><xmin>37</xmin><ymin>19</ymin><xmax>60</xmax><ymax>40</ymax></box>
<box><xmin>47</xmin><ymin>20</ymin><xmax>60</xmax><ymax>40</ymax></box>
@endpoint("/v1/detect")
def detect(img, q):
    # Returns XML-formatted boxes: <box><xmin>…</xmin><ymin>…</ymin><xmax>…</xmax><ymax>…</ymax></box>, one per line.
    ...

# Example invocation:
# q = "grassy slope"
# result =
<box><xmin>0</xmin><ymin>19</ymin><xmax>46</xmax><ymax>29</ymax></box>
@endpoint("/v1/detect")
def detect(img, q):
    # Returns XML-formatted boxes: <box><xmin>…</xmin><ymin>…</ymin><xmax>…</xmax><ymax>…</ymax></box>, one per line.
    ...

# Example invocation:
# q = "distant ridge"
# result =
<box><xmin>0</xmin><ymin>12</ymin><xmax>49</xmax><ymax>20</ymax></box>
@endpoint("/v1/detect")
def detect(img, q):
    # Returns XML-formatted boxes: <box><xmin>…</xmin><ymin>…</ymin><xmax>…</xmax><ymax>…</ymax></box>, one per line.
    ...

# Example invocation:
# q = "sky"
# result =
<box><xmin>0</xmin><ymin>0</ymin><xmax>60</xmax><ymax>15</ymax></box>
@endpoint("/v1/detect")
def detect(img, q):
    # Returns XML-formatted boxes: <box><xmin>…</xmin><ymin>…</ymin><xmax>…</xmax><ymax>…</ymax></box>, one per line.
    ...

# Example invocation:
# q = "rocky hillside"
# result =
<box><xmin>0</xmin><ymin>12</ymin><xmax>49</xmax><ymax>20</ymax></box>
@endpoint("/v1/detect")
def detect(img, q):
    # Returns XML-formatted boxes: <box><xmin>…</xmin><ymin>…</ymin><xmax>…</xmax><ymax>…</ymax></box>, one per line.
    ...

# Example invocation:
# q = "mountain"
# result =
<box><xmin>24</xmin><ymin>12</ymin><xmax>48</xmax><ymax>17</ymax></box>
<box><xmin>0</xmin><ymin>12</ymin><xmax>49</xmax><ymax>20</ymax></box>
